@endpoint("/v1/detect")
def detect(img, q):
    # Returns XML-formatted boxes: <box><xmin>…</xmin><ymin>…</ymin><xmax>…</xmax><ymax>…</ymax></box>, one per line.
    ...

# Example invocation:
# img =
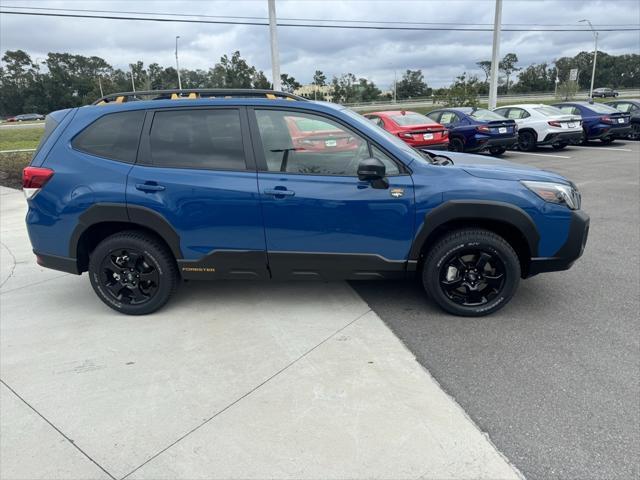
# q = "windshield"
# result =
<box><xmin>469</xmin><ymin>109</ymin><xmax>506</xmax><ymax>121</ymax></box>
<box><xmin>587</xmin><ymin>102</ymin><xmax>619</xmax><ymax>114</ymax></box>
<box><xmin>390</xmin><ymin>112</ymin><xmax>433</xmax><ymax>126</ymax></box>
<box><xmin>534</xmin><ymin>106</ymin><xmax>567</xmax><ymax>117</ymax></box>
<box><xmin>341</xmin><ymin>108</ymin><xmax>428</xmax><ymax>164</ymax></box>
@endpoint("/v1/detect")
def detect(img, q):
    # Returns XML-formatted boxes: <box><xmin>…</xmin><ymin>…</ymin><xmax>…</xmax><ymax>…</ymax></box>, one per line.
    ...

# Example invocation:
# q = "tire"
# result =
<box><xmin>518</xmin><ymin>131</ymin><xmax>537</xmax><ymax>151</ymax></box>
<box><xmin>489</xmin><ymin>146</ymin><xmax>506</xmax><ymax>156</ymax></box>
<box><xmin>551</xmin><ymin>143</ymin><xmax>567</xmax><ymax>150</ymax></box>
<box><xmin>581</xmin><ymin>130</ymin><xmax>589</xmax><ymax>145</ymax></box>
<box><xmin>601</xmin><ymin>137</ymin><xmax>615</xmax><ymax>145</ymax></box>
<box><xmin>448</xmin><ymin>137</ymin><xmax>464</xmax><ymax>152</ymax></box>
<box><xmin>422</xmin><ymin>229</ymin><xmax>521</xmax><ymax>317</ymax></box>
<box><xmin>630</xmin><ymin>123</ymin><xmax>640</xmax><ymax>141</ymax></box>
<box><xmin>88</xmin><ymin>230</ymin><xmax>179</xmax><ymax>315</ymax></box>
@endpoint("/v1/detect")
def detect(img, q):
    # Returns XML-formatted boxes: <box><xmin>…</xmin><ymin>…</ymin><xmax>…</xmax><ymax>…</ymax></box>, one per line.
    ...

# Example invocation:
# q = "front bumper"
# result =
<box><xmin>539</xmin><ymin>131</ymin><xmax>583</xmax><ymax>145</ymax></box>
<box><xmin>526</xmin><ymin>210</ymin><xmax>590</xmax><ymax>277</ymax></box>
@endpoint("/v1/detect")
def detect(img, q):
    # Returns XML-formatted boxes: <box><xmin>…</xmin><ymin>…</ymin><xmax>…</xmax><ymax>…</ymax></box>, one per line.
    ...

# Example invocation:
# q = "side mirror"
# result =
<box><xmin>357</xmin><ymin>157</ymin><xmax>386</xmax><ymax>181</ymax></box>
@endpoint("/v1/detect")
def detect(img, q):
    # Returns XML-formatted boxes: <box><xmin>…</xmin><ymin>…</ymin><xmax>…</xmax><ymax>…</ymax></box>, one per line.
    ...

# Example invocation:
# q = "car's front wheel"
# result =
<box><xmin>551</xmin><ymin>142</ymin><xmax>568</xmax><ymax>150</ymax></box>
<box><xmin>89</xmin><ymin>231</ymin><xmax>179</xmax><ymax>315</ymax></box>
<box><xmin>422</xmin><ymin>229</ymin><xmax>521</xmax><ymax>316</ymax></box>
<box><xmin>489</xmin><ymin>146</ymin><xmax>506</xmax><ymax>155</ymax></box>
<box><xmin>601</xmin><ymin>137</ymin><xmax>615</xmax><ymax>144</ymax></box>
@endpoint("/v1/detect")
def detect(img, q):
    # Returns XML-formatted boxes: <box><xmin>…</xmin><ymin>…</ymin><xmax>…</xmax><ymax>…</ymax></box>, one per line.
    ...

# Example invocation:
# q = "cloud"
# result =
<box><xmin>0</xmin><ymin>0</ymin><xmax>638</xmax><ymax>87</ymax></box>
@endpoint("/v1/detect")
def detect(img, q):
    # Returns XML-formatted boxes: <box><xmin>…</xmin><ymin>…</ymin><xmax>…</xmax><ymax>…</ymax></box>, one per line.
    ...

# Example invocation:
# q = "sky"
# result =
<box><xmin>0</xmin><ymin>0</ymin><xmax>639</xmax><ymax>89</ymax></box>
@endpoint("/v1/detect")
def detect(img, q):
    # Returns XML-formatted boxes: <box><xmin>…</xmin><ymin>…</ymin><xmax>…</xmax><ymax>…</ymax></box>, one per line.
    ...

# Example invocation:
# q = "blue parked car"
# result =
<box><xmin>23</xmin><ymin>89</ymin><xmax>589</xmax><ymax>317</ymax></box>
<box><xmin>552</xmin><ymin>101</ymin><xmax>631</xmax><ymax>144</ymax></box>
<box><xmin>426</xmin><ymin>107</ymin><xmax>518</xmax><ymax>155</ymax></box>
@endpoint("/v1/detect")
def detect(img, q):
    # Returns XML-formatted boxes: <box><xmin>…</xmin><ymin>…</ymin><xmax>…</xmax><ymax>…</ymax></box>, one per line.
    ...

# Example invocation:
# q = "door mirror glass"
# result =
<box><xmin>357</xmin><ymin>157</ymin><xmax>386</xmax><ymax>181</ymax></box>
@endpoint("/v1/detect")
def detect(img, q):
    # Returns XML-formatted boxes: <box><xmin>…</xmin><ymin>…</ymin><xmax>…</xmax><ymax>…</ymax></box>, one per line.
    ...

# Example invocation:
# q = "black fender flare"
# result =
<box><xmin>408</xmin><ymin>200</ymin><xmax>540</xmax><ymax>260</ymax></box>
<box><xmin>69</xmin><ymin>203</ymin><xmax>183</xmax><ymax>259</ymax></box>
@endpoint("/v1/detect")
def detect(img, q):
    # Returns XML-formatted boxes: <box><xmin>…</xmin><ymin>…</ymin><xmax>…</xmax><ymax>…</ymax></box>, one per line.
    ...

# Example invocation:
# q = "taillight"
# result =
<box><xmin>22</xmin><ymin>166</ymin><xmax>54</xmax><ymax>199</ymax></box>
<box><xmin>600</xmin><ymin>115</ymin><xmax>613</xmax><ymax>124</ymax></box>
<box><xmin>398</xmin><ymin>132</ymin><xmax>414</xmax><ymax>139</ymax></box>
<box><xmin>548</xmin><ymin>121</ymin><xmax>562</xmax><ymax>127</ymax></box>
<box><xmin>442</xmin><ymin>129</ymin><xmax>449</xmax><ymax>137</ymax></box>
<box><xmin>476</xmin><ymin>125</ymin><xmax>491</xmax><ymax>133</ymax></box>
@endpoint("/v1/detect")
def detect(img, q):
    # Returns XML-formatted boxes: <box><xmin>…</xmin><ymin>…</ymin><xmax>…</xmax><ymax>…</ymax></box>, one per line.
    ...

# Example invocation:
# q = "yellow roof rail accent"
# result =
<box><xmin>96</xmin><ymin>100</ymin><xmax>107</xmax><ymax>106</ymax></box>
<box><xmin>114</xmin><ymin>96</ymin><xmax>125</xmax><ymax>103</ymax></box>
<box><xmin>171</xmin><ymin>93</ymin><xmax>179</xmax><ymax>99</ymax></box>
<box><xmin>188</xmin><ymin>92</ymin><xmax>198</xmax><ymax>99</ymax></box>
<box><xmin>265</xmin><ymin>93</ymin><xmax>277</xmax><ymax>99</ymax></box>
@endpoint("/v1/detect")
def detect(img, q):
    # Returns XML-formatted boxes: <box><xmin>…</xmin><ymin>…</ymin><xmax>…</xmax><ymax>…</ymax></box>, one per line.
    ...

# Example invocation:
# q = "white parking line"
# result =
<box><xmin>509</xmin><ymin>151</ymin><xmax>571</xmax><ymax>159</ymax></box>
<box><xmin>572</xmin><ymin>146</ymin><xmax>635</xmax><ymax>152</ymax></box>
<box><xmin>0</xmin><ymin>148</ymin><xmax>36</xmax><ymax>154</ymax></box>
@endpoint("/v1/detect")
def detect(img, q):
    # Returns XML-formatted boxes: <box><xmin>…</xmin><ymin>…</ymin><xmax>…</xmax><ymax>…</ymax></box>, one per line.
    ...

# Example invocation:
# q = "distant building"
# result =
<box><xmin>294</xmin><ymin>84</ymin><xmax>333</xmax><ymax>102</ymax></box>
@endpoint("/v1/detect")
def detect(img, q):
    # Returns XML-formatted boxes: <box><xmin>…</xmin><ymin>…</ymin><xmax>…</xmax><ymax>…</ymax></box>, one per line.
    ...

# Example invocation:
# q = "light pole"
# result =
<box><xmin>579</xmin><ymin>19</ymin><xmax>598</xmax><ymax>98</ymax></box>
<box><xmin>393</xmin><ymin>70</ymin><xmax>397</xmax><ymax>103</ymax></box>
<box><xmin>175</xmin><ymin>35</ymin><xmax>183</xmax><ymax>90</ymax></box>
<box><xmin>488</xmin><ymin>0</ymin><xmax>503</xmax><ymax>109</ymax></box>
<box><xmin>268</xmin><ymin>0</ymin><xmax>281</xmax><ymax>91</ymax></box>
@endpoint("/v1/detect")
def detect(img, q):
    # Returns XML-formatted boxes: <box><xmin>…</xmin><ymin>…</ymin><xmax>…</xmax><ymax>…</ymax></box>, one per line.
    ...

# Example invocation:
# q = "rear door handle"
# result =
<box><xmin>264</xmin><ymin>188</ymin><xmax>295</xmax><ymax>197</ymax></box>
<box><xmin>135</xmin><ymin>183</ymin><xmax>165</xmax><ymax>192</ymax></box>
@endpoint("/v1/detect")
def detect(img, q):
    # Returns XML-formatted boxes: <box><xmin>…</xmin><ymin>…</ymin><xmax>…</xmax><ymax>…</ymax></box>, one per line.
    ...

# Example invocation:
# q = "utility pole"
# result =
<box><xmin>580</xmin><ymin>19</ymin><xmax>598</xmax><ymax>98</ymax></box>
<box><xmin>175</xmin><ymin>35</ymin><xmax>183</xmax><ymax>90</ymax></box>
<box><xmin>98</xmin><ymin>76</ymin><xmax>104</xmax><ymax>97</ymax></box>
<box><xmin>393</xmin><ymin>70</ymin><xmax>397</xmax><ymax>103</ymax></box>
<box><xmin>488</xmin><ymin>0</ymin><xmax>502</xmax><ymax>109</ymax></box>
<box><xmin>130</xmin><ymin>66</ymin><xmax>136</xmax><ymax>92</ymax></box>
<box><xmin>268</xmin><ymin>0</ymin><xmax>281</xmax><ymax>91</ymax></box>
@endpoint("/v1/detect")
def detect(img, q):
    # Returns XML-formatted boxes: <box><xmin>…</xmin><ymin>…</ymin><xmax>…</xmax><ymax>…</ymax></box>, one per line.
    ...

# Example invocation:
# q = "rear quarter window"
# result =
<box><xmin>72</xmin><ymin>110</ymin><xmax>145</xmax><ymax>163</ymax></box>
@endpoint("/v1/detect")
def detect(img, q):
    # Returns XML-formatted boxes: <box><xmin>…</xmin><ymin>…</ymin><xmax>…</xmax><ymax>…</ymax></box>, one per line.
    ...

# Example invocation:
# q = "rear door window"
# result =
<box><xmin>72</xmin><ymin>110</ymin><xmax>145</xmax><ymax>163</ymax></box>
<box><xmin>439</xmin><ymin>112</ymin><xmax>458</xmax><ymax>125</ymax></box>
<box><xmin>148</xmin><ymin>109</ymin><xmax>246</xmax><ymax>170</ymax></box>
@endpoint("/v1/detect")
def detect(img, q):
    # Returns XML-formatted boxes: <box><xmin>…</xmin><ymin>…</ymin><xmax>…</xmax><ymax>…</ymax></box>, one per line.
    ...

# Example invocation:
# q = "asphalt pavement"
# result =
<box><xmin>352</xmin><ymin>140</ymin><xmax>640</xmax><ymax>480</ymax></box>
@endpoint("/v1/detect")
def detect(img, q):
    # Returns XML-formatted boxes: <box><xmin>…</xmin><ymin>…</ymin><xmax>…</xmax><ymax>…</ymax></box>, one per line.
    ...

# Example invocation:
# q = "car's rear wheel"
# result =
<box><xmin>489</xmin><ymin>146</ymin><xmax>506</xmax><ymax>155</ymax></box>
<box><xmin>518</xmin><ymin>131</ymin><xmax>537</xmax><ymax>151</ymax></box>
<box><xmin>551</xmin><ymin>142</ymin><xmax>567</xmax><ymax>150</ymax></box>
<box><xmin>601</xmin><ymin>137</ymin><xmax>615</xmax><ymax>144</ymax></box>
<box><xmin>89</xmin><ymin>231</ymin><xmax>179</xmax><ymax>315</ymax></box>
<box><xmin>448</xmin><ymin>137</ymin><xmax>464</xmax><ymax>152</ymax></box>
<box><xmin>422</xmin><ymin>229</ymin><xmax>520</xmax><ymax>316</ymax></box>
<box><xmin>630</xmin><ymin>123</ymin><xmax>640</xmax><ymax>140</ymax></box>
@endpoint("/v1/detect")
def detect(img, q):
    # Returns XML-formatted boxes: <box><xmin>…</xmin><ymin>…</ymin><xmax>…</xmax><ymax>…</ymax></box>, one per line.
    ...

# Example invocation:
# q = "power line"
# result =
<box><xmin>1</xmin><ymin>10</ymin><xmax>639</xmax><ymax>32</ymax></box>
<box><xmin>2</xmin><ymin>4</ymin><xmax>638</xmax><ymax>27</ymax></box>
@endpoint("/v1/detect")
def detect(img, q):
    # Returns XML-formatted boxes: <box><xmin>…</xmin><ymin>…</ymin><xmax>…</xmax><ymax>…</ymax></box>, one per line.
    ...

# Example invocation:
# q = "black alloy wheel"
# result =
<box><xmin>518</xmin><ymin>131</ymin><xmax>537</xmax><ymax>151</ymax></box>
<box><xmin>89</xmin><ymin>231</ymin><xmax>179</xmax><ymax>315</ymax></box>
<box><xmin>422</xmin><ymin>229</ymin><xmax>520</xmax><ymax>316</ymax></box>
<box><xmin>448</xmin><ymin>137</ymin><xmax>464</xmax><ymax>152</ymax></box>
<box><xmin>630</xmin><ymin>123</ymin><xmax>640</xmax><ymax>140</ymax></box>
<box><xmin>99</xmin><ymin>248</ymin><xmax>160</xmax><ymax>306</ymax></box>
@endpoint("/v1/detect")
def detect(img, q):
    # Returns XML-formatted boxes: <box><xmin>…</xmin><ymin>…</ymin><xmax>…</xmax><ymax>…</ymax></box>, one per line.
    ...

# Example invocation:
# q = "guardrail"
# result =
<box><xmin>346</xmin><ymin>89</ymin><xmax>640</xmax><ymax>111</ymax></box>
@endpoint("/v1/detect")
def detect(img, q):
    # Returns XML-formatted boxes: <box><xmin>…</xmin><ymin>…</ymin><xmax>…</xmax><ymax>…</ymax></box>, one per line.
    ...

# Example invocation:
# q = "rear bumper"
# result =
<box><xmin>526</xmin><ymin>210</ymin><xmax>590</xmax><ymax>277</ymax></box>
<box><xmin>587</xmin><ymin>125</ymin><xmax>631</xmax><ymax>140</ymax></box>
<box><xmin>539</xmin><ymin>131</ymin><xmax>583</xmax><ymax>145</ymax></box>
<box><xmin>469</xmin><ymin>135</ymin><xmax>518</xmax><ymax>152</ymax></box>
<box><xmin>34</xmin><ymin>250</ymin><xmax>80</xmax><ymax>275</ymax></box>
<box><xmin>418</xmin><ymin>143</ymin><xmax>449</xmax><ymax>151</ymax></box>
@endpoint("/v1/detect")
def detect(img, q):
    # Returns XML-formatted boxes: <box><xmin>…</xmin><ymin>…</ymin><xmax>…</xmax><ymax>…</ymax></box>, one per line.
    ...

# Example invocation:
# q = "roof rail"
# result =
<box><xmin>92</xmin><ymin>88</ymin><xmax>308</xmax><ymax>105</ymax></box>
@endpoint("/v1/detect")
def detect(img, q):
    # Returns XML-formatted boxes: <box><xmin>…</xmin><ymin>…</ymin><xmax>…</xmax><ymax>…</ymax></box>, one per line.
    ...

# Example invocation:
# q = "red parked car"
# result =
<box><xmin>364</xmin><ymin>110</ymin><xmax>449</xmax><ymax>150</ymax></box>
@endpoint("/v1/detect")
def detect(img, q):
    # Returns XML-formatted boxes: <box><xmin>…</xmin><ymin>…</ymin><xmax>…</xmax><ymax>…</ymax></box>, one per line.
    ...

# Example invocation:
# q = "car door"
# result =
<box><xmin>127</xmin><ymin>106</ymin><xmax>268</xmax><ymax>279</ymax></box>
<box><xmin>248</xmin><ymin>107</ymin><xmax>415</xmax><ymax>280</ymax></box>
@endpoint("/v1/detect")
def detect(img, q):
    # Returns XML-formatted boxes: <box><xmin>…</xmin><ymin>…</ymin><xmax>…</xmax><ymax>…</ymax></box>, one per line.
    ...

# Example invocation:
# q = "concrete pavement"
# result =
<box><xmin>0</xmin><ymin>186</ymin><xmax>521</xmax><ymax>480</ymax></box>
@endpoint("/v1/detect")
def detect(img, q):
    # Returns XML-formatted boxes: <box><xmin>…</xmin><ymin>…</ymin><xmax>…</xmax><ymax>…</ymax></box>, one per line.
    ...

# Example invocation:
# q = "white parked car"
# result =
<box><xmin>493</xmin><ymin>104</ymin><xmax>583</xmax><ymax>151</ymax></box>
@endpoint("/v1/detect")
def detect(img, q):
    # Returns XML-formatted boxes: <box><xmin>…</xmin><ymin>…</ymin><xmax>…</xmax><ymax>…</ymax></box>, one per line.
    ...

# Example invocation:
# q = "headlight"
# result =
<box><xmin>521</xmin><ymin>180</ymin><xmax>581</xmax><ymax>210</ymax></box>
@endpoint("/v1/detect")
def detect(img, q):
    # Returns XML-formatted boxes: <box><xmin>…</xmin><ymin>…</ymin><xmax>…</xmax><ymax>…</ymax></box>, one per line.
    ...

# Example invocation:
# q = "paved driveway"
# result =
<box><xmin>0</xmin><ymin>186</ymin><xmax>520</xmax><ymax>479</ymax></box>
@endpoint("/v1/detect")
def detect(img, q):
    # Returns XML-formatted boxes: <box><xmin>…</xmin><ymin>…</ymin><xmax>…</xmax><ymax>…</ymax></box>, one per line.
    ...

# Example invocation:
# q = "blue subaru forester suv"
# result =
<box><xmin>24</xmin><ymin>89</ymin><xmax>589</xmax><ymax>316</ymax></box>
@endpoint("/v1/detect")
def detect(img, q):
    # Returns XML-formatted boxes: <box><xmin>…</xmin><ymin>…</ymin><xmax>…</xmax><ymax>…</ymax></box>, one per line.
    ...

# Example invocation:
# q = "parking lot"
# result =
<box><xmin>1</xmin><ymin>139</ymin><xmax>638</xmax><ymax>479</ymax></box>
<box><xmin>355</xmin><ymin>141</ymin><xmax>640</xmax><ymax>480</ymax></box>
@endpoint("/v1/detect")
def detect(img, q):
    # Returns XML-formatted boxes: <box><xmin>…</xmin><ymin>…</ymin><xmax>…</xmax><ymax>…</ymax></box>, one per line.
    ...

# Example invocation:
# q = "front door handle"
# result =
<box><xmin>135</xmin><ymin>183</ymin><xmax>165</xmax><ymax>192</ymax></box>
<box><xmin>264</xmin><ymin>188</ymin><xmax>295</xmax><ymax>197</ymax></box>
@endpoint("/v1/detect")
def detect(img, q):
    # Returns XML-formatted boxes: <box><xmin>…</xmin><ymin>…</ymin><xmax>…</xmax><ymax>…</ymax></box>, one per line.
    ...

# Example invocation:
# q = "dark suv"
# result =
<box><xmin>24</xmin><ymin>89</ymin><xmax>589</xmax><ymax>316</ymax></box>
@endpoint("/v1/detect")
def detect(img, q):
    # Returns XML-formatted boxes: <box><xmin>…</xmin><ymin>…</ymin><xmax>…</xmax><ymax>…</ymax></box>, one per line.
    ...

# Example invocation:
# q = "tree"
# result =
<box><xmin>312</xmin><ymin>70</ymin><xmax>326</xmax><ymax>87</ymax></box>
<box><xmin>476</xmin><ymin>60</ymin><xmax>492</xmax><ymax>82</ymax></box>
<box><xmin>330</xmin><ymin>73</ymin><xmax>358</xmax><ymax>103</ymax></box>
<box><xmin>209</xmin><ymin>51</ymin><xmax>255</xmax><ymax>88</ymax></box>
<box><xmin>444</xmin><ymin>73</ymin><xmax>481</xmax><ymax>107</ymax></box>
<box><xmin>512</xmin><ymin>63</ymin><xmax>555</xmax><ymax>93</ymax></box>
<box><xmin>252</xmin><ymin>70</ymin><xmax>271</xmax><ymax>89</ymax></box>
<box><xmin>280</xmin><ymin>73</ymin><xmax>301</xmax><ymax>93</ymax></box>
<box><xmin>499</xmin><ymin>53</ymin><xmax>520</xmax><ymax>94</ymax></box>
<box><xmin>357</xmin><ymin>78</ymin><xmax>381</xmax><ymax>102</ymax></box>
<box><xmin>396</xmin><ymin>69</ymin><xmax>428</xmax><ymax>99</ymax></box>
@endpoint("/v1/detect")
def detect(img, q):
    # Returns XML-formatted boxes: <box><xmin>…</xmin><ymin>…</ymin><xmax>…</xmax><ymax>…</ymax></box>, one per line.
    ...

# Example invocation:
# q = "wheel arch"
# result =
<box><xmin>410</xmin><ymin>200</ymin><xmax>539</xmax><ymax>275</ymax></box>
<box><xmin>70</xmin><ymin>203</ymin><xmax>182</xmax><ymax>272</ymax></box>
<box><xmin>518</xmin><ymin>127</ymin><xmax>538</xmax><ymax>140</ymax></box>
